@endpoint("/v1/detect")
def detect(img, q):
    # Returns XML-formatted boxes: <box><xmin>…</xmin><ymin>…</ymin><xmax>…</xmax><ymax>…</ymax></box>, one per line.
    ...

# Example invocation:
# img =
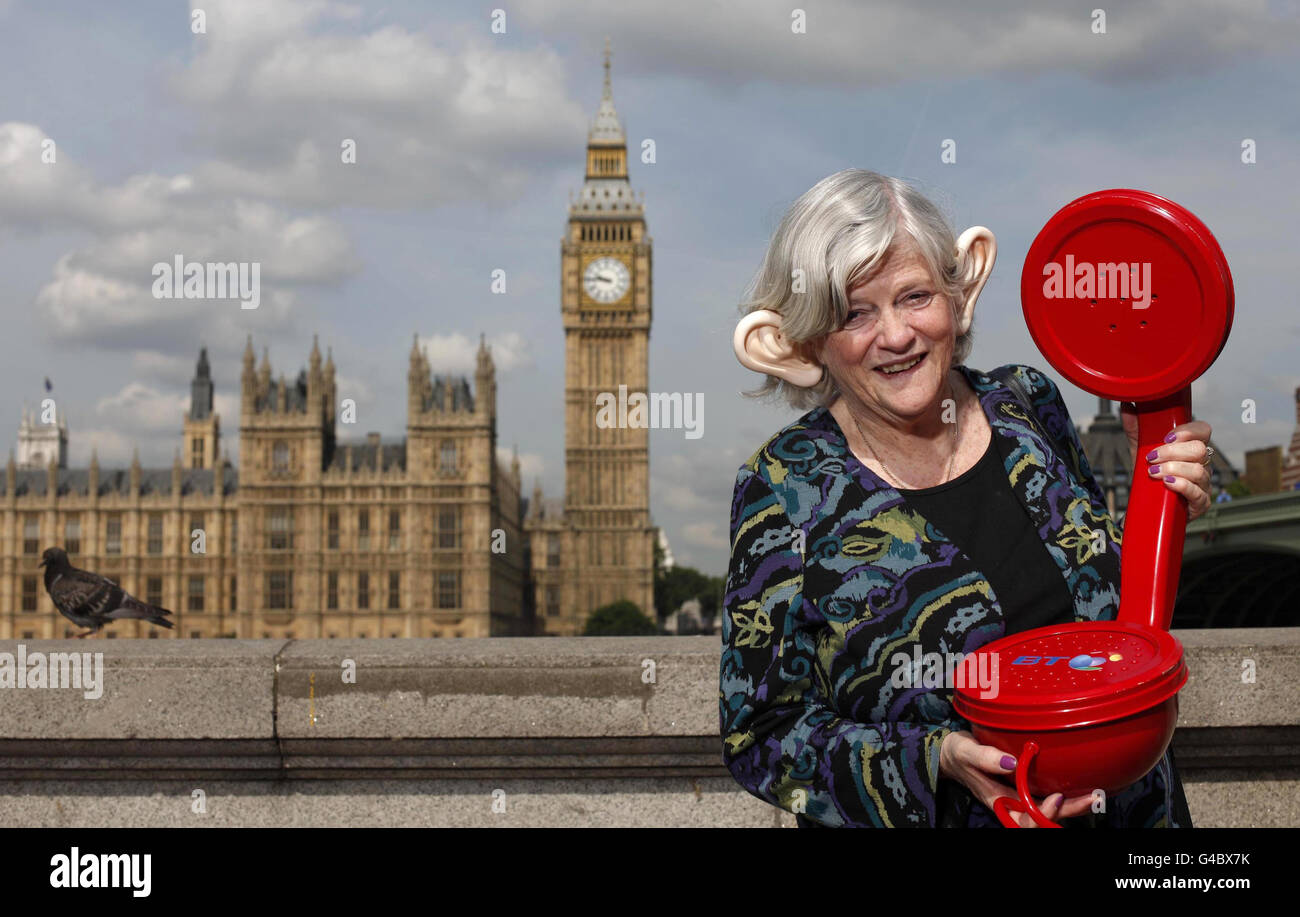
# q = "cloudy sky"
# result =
<box><xmin>2</xmin><ymin>0</ymin><xmax>1298</xmax><ymax>577</ymax></box>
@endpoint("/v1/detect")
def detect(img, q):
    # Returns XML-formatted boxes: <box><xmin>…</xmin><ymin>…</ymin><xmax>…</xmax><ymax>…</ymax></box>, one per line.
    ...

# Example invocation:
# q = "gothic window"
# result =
<box><xmin>439</xmin><ymin>439</ymin><xmax>457</xmax><ymax>475</ymax></box>
<box><xmin>272</xmin><ymin>441</ymin><xmax>289</xmax><ymax>473</ymax></box>
<box><xmin>105</xmin><ymin>515</ymin><xmax>122</xmax><ymax>555</ymax></box>
<box><xmin>64</xmin><ymin>515</ymin><xmax>80</xmax><ymax>554</ymax></box>
<box><xmin>438</xmin><ymin>508</ymin><xmax>459</xmax><ymax>549</ymax></box>
<box><xmin>388</xmin><ymin>571</ymin><xmax>400</xmax><ymax>609</ymax></box>
<box><xmin>437</xmin><ymin>572</ymin><xmax>460</xmax><ymax>609</ymax></box>
<box><xmin>327</xmin><ymin>571</ymin><xmax>339</xmax><ymax>610</ymax></box>
<box><xmin>388</xmin><ymin>508</ymin><xmax>401</xmax><ymax>550</ymax></box>
<box><xmin>147</xmin><ymin>514</ymin><xmax>163</xmax><ymax>554</ymax></box>
<box><xmin>266</xmin><ymin>572</ymin><xmax>292</xmax><ymax>609</ymax></box>
<box><xmin>23</xmin><ymin>516</ymin><xmax>38</xmax><ymax>554</ymax></box>
<box><xmin>358</xmin><ymin>572</ymin><xmax>370</xmax><ymax>609</ymax></box>
<box><xmin>191</xmin><ymin>437</ymin><xmax>204</xmax><ymax>469</ymax></box>
<box><xmin>358</xmin><ymin>508</ymin><xmax>370</xmax><ymax>551</ymax></box>
<box><xmin>21</xmin><ymin>577</ymin><xmax>37</xmax><ymax>612</ymax></box>
<box><xmin>327</xmin><ymin>510</ymin><xmax>339</xmax><ymax>549</ymax></box>
<box><xmin>188</xmin><ymin>576</ymin><xmax>204</xmax><ymax>612</ymax></box>
<box><xmin>147</xmin><ymin>577</ymin><xmax>163</xmax><ymax>606</ymax></box>
<box><xmin>267</xmin><ymin>506</ymin><xmax>293</xmax><ymax>550</ymax></box>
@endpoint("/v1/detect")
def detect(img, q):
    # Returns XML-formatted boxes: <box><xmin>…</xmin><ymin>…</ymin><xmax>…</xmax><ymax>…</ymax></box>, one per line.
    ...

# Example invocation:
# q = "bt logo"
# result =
<box><xmin>1012</xmin><ymin>652</ymin><xmax>1124</xmax><ymax>671</ymax></box>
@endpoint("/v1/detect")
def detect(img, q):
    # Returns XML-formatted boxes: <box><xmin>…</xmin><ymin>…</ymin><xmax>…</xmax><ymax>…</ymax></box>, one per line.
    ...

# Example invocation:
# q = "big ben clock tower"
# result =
<box><xmin>536</xmin><ymin>38</ymin><xmax>656</xmax><ymax>634</ymax></box>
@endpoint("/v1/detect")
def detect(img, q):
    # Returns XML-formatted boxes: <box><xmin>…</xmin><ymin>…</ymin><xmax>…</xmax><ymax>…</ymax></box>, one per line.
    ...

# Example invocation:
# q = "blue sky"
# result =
<box><xmin>2</xmin><ymin>0</ymin><xmax>1298</xmax><ymax>577</ymax></box>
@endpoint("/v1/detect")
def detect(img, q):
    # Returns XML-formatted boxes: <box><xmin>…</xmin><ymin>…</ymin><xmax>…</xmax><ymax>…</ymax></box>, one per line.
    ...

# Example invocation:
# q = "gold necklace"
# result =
<box><xmin>848</xmin><ymin>377</ymin><xmax>959</xmax><ymax>490</ymax></box>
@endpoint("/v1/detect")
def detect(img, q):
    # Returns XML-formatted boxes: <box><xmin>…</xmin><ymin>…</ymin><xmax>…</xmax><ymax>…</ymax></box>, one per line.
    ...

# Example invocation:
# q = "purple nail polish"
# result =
<box><xmin>1164</xmin><ymin>432</ymin><xmax>1177</xmax><ymax>443</ymax></box>
<box><xmin>1165</xmin><ymin>475</ymin><xmax>1176</xmax><ymax>483</ymax></box>
<box><xmin>1000</xmin><ymin>755</ymin><xmax>1016</xmax><ymax>770</ymax></box>
<box><xmin>1149</xmin><ymin>464</ymin><xmax>1161</xmax><ymax>474</ymax></box>
<box><xmin>1145</xmin><ymin>449</ymin><xmax>1159</xmax><ymax>461</ymax></box>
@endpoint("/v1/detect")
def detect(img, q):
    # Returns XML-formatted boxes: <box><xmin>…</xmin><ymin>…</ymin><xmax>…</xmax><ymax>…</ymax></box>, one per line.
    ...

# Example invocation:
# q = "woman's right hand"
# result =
<box><xmin>939</xmin><ymin>730</ymin><xmax>1095</xmax><ymax>828</ymax></box>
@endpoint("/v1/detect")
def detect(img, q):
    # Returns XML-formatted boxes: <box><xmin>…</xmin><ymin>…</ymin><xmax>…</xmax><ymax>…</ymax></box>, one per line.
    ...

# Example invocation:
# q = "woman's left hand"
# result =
<box><xmin>1121</xmin><ymin>403</ymin><xmax>1215</xmax><ymax>523</ymax></box>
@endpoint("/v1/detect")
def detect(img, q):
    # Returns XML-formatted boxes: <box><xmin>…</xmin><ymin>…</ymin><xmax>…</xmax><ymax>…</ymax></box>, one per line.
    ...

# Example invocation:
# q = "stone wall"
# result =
<box><xmin>0</xmin><ymin>630</ymin><xmax>1295</xmax><ymax>827</ymax></box>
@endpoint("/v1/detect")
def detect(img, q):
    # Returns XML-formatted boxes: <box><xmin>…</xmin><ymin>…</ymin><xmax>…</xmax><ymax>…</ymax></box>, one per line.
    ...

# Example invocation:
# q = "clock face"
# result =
<box><xmin>583</xmin><ymin>257</ymin><xmax>631</xmax><ymax>304</ymax></box>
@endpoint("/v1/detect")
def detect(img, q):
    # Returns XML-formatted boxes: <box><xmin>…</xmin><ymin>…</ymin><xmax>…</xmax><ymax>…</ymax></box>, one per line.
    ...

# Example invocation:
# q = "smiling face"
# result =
<box><xmin>818</xmin><ymin>237</ymin><xmax>958</xmax><ymax>429</ymax></box>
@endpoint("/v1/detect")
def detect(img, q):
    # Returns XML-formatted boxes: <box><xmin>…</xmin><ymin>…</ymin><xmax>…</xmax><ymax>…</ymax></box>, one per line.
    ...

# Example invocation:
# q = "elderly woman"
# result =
<box><xmin>721</xmin><ymin>169</ymin><xmax>1212</xmax><ymax>828</ymax></box>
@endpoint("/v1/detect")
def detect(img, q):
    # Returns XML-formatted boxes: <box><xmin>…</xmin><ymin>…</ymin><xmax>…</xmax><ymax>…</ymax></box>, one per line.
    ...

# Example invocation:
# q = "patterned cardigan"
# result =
<box><xmin>720</xmin><ymin>363</ymin><xmax>1189</xmax><ymax>828</ymax></box>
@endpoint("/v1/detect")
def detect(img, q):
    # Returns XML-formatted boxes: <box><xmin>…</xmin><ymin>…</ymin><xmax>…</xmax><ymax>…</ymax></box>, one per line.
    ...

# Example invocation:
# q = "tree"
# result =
<box><xmin>584</xmin><ymin>599</ymin><xmax>659</xmax><ymax>636</ymax></box>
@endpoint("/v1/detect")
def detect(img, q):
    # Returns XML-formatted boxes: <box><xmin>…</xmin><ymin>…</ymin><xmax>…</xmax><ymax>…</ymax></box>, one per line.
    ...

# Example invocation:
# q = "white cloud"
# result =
<box><xmin>512</xmin><ymin>0</ymin><xmax>1300</xmax><ymax>89</ymax></box>
<box><xmin>71</xmin><ymin>428</ymin><xmax>140</xmax><ymax>466</ymax></box>
<box><xmin>421</xmin><ymin>331</ymin><xmax>534</xmax><ymax>374</ymax></box>
<box><xmin>175</xmin><ymin>0</ymin><xmax>587</xmax><ymax>208</ymax></box>
<box><xmin>496</xmin><ymin>445</ymin><xmax>544</xmax><ymax>481</ymax></box>
<box><xmin>93</xmin><ymin>382</ymin><xmax>187</xmax><ymax>435</ymax></box>
<box><xmin>331</xmin><ymin>371</ymin><xmax>374</xmax><ymax>407</ymax></box>
<box><xmin>130</xmin><ymin>351</ymin><xmax>200</xmax><ymax>386</ymax></box>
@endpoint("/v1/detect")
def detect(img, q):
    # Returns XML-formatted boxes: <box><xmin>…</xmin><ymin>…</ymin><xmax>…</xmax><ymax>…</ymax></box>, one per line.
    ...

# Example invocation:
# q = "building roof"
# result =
<box><xmin>5</xmin><ymin>466</ymin><xmax>238</xmax><ymax>498</ymax></box>
<box><xmin>327</xmin><ymin>440</ymin><xmax>407</xmax><ymax>473</ymax></box>
<box><xmin>427</xmin><ymin>376</ymin><xmax>474</xmax><ymax>413</ymax></box>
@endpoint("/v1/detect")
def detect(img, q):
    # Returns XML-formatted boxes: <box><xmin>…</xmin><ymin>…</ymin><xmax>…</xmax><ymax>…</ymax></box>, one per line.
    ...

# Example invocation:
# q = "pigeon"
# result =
<box><xmin>39</xmin><ymin>547</ymin><xmax>174</xmax><ymax>638</ymax></box>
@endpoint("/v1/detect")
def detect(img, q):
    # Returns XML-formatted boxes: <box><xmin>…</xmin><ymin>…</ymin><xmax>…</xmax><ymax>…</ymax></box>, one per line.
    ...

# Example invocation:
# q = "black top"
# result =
<box><xmin>894</xmin><ymin>430</ymin><xmax>1076</xmax><ymax>634</ymax></box>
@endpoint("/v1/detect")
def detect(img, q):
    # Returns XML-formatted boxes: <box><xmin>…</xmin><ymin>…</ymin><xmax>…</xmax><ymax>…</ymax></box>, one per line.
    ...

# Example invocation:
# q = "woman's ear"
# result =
<box><xmin>733</xmin><ymin>309</ymin><xmax>825</xmax><ymax>387</ymax></box>
<box><xmin>954</xmin><ymin>226</ymin><xmax>997</xmax><ymax>335</ymax></box>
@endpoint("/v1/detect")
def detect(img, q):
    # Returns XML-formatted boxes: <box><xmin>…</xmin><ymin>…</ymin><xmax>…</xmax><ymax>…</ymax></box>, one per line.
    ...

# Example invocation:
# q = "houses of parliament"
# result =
<box><xmin>0</xmin><ymin>45</ymin><xmax>657</xmax><ymax>639</ymax></box>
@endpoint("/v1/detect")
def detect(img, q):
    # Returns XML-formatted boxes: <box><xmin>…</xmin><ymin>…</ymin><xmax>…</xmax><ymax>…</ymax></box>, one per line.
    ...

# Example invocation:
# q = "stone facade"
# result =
<box><xmin>0</xmin><ymin>43</ymin><xmax>654</xmax><ymax>639</ymax></box>
<box><xmin>524</xmin><ymin>40</ymin><xmax>656</xmax><ymax>635</ymax></box>
<box><xmin>0</xmin><ymin>335</ymin><xmax>530</xmax><ymax>639</ymax></box>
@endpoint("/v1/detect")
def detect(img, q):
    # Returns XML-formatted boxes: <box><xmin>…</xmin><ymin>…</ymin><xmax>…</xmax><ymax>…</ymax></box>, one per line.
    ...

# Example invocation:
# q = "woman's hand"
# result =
<box><xmin>939</xmin><ymin>730</ymin><xmax>1094</xmax><ymax>828</ymax></box>
<box><xmin>1120</xmin><ymin>403</ymin><xmax>1215</xmax><ymax>522</ymax></box>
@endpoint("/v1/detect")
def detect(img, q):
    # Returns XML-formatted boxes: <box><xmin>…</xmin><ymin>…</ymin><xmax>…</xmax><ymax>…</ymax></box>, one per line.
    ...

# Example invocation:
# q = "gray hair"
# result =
<box><xmin>738</xmin><ymin>169</ymin><xmax>974</xmax><ymax>412</ymax></box>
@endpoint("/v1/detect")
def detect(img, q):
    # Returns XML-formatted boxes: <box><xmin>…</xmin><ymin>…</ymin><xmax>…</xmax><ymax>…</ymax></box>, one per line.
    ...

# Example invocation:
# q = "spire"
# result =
<box><xmin>410</xmin><ymin>333</ymin><xmax>425</xmax><ymax>375</ymax></box>
<box><xmin>242</xmin><ymin>336</ymin><xmax>256</xmax><ymax>394</ymax></box>
<box><xmin>603</xmin><ymin>35</ymin><xmax>612</xmax><ymax>99</ymax></box>
<box><xmin>588</xmin><ymin>36</ymin><xmax>625</xmax><ymax>144</ymax></box>
<box><xmin>324</xmin><ymin>345</ymin><xmax>335</xmax><ymax>377</ymax></box>
<box><xmin>310</xmin><ymin>333</ymin><xmax>321</xmax><ymax>368</ymax></box>
<box><xmin>575</xmin><ymin>38</ymin><xmax>637</xmax><ymax>215</ymax></box>
<box><xmin>89</xmin><ymin>448</ymin><xmax>98</xmax><ymax>472</ymax></box>
<box><xmin>191</xmin><ymin>345</ymin><xmax>215</xmax><ymax>420</ymax></box>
